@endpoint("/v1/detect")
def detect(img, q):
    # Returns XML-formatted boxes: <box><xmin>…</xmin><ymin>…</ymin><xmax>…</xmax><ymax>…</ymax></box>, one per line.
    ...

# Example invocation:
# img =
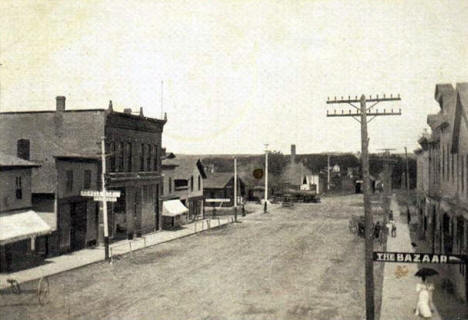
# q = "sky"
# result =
<box><xmin>1</xmin><ymin>0</ymin><xmax>467</xmax><ymax>155</ymax></box>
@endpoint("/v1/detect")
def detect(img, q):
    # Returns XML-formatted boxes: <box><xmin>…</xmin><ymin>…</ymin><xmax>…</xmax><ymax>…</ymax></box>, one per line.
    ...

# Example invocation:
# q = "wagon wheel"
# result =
<box><xmin>37</xmin><ymin>277</ymin><xmax>50</xmax><ymax>305</ymax></box>
<box><xmin>8</xmin><ymin>279</ymin><xmax>21</xmax><ymax>294</ymax></box>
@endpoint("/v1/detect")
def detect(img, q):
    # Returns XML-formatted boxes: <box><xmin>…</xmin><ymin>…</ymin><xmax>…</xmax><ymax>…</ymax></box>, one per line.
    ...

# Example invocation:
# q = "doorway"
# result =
<box><xmin>70</xmin><ymin>201</ymin><xmax>87</xmax><ymax>251</ymax></box>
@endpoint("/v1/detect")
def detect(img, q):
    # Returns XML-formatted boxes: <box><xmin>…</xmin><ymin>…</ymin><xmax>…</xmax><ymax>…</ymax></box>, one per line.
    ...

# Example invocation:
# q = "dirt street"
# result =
<box><xmin>1</xmin><ymin>194</ymin><xmax>379</xmax><ymax>320</ymax></box>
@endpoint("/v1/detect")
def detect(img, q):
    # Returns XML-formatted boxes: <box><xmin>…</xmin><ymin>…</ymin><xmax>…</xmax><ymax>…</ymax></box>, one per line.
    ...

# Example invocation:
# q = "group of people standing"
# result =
<box><xmin>372</xmin><ymin>210</ymin><xmax>397</xmax><ymax>241</ymax></box>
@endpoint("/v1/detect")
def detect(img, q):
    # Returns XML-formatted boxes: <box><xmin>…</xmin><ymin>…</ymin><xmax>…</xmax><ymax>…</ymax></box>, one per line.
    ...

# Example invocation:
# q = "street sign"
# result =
<box><xmin>81</xmin><ymin>190</ymin><xmax>121</xmax><ymax>198</ymax></box>
<box><xmin>93</xmin><ymin>195</ymin><xmax>117</xmax><ymax>202</ymax></box>
<box><xmin>253</xmin><ymin>168</ymin><xmax>264</xmax><ymax>179</ymax></box>
<box><xmin>373</xmin><ymin>251</ymin><xmax>467</xmax><ymax>264</ymax></box>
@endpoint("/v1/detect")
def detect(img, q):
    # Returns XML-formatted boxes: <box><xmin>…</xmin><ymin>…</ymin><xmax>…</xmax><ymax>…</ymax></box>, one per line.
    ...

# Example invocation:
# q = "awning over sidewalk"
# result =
<box><xmin>0</xmin><ymin>210</ymin><xmax>53</xmax><ymax>245</ymax></box>
<box><xmin>162</xmin><ymin>200</ymin><xmax>188</xmax><ymax>217</ymax></box>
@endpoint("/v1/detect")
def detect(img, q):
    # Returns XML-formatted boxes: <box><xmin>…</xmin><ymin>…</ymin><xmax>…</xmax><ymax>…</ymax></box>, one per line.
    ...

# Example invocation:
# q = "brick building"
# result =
<box><xmin>416</xmin><ymin>83</ymin><xmax>468</xmax><ymax>301</ymax></box>
<box><xmin>0</xmin><ymin>97</ymin><xmax>166</xmax><ymax>252</ymax></box>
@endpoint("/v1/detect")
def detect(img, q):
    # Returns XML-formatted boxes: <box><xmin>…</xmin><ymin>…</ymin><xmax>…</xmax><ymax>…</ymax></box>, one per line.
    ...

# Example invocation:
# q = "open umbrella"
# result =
<box><xmin>415</xmin><ymin>268</ymin><xmax>439</xmax><ymax>278</ymax></box>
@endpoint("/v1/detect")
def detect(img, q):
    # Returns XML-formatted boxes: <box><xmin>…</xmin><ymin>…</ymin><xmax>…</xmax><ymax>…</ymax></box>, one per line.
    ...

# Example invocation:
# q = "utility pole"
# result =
<box><xmin>264</xmin><ymin>144</ymin><xmax>269</xmax><ymax>213</ymax></box>
<box><xmin>100</xmin><ymin>136</ymin><xmax>110</xmax><ymax>260</ymax></box>
<box><xmin>234</xmin><ymin>157</ymin><xmax>238</xmax><ymax>222</ymax></box>
<box><xmin>405</xmin><ymin>146</ymin><xmax>411</xmax><ymax>223</ymax></box>
<box><xmin>378</xmin><ymin>148</ymin><xmax>396</xmax><ymax>225</ymax></box>
<box><xmin>327</xmin><ymin>94</ymin><xmax>401</xmax><ymax>320</ymax></box>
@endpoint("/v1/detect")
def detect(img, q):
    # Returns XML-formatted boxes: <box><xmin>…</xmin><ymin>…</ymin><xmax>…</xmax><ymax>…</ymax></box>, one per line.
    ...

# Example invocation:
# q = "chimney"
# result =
<box><xmin>56</xmin><ymin>96</ymin><xmax>66</xmax><ymax>112</ymax></box>
<box><xmin>291</xmin><ymin>144</ymin><xmax>296</xmax><ymax>163</ymax></box>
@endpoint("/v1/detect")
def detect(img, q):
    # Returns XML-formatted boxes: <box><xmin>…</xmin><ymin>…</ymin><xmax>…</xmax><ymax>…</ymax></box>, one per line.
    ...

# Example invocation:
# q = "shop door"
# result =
<box><xmin>70</xmin><ymin>202</ymin><xmax>87</xmax><ymax>251</ymax></box>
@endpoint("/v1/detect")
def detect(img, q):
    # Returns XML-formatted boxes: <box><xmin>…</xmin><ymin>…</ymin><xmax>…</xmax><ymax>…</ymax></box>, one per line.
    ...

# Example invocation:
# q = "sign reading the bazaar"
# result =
<box><xmin>373</xmin><ymin>251</ymin><xmax>467</xmax><ymax>264</ymax></box>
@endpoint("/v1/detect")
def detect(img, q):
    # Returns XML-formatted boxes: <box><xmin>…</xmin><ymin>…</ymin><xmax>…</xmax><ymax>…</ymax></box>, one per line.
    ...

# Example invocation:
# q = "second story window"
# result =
<box><xmin>442</xmin><ymin>146</ymin><xmax>445</xmax><ymax>180</ymax></box>
<box><xmin>127</xmin><ymin>142</ymin><xmax>132</xmax><ymax>172</ymax></box>
<box><xmin>147</xmin><ymin>144</ymin><xmax>152</xmax><ymax>171</ymax></box>
<box><xmin>15</xmin><ymin>176</ymin><xmax>22</xmax><ymax>199</ymax></box>
<box><xmin>17</xmin><ymin>139</ymin><xmax>30</xmax><ymax>160</ymax></box>
<box><xmin>174</xmin><ymin>179</ymin><xmax>188</xmax><ymax>191</ymax></box>
<box><xmin>66</xmin><ymin>170</ymin><xmax>74</xmax><ymax>192</ymax></box>
<box><xmin>452</xmin><ymin>153</ymin><xmax>455</xmax><ymax>183</ymax></box>
<box><xmin>461</xmin><ymin>155</ymin><xmax>465</xmax><ymax>193</ymax></box>
<box><xmin>119</xmin><ymin>142</ymin><xmax>124</xmax><ymax>172</ymax></box>
<box><xmin>140</xmin><ymin>144</ymin><xmax>145</xmax><ymax>171</ymax></box>
<box><xmin>110</xmin><ymin>142</ymin><xmax>116</xmax><ymax>172</ymax></box>
<box><xmin>83</xmin><ymin>170</ymin><xmax>92</xmax><ymax>190</ymax></box>
<box><xmin>153</xmin><ymin>144</ymin><xmax>158</xmax><ymax>171</ymax></box>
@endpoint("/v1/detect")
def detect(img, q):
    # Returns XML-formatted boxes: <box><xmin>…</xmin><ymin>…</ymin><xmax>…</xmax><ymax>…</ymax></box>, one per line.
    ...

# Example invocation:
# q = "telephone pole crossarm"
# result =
<box><xmin>326</xmin><ymin>94</ymin><xmax>401</xmax><ymax>104</ymax></box>
<box><xmin>326</xmin><ymin>109</ymin><xmax>401</xmax><ymax>117</ymax></box>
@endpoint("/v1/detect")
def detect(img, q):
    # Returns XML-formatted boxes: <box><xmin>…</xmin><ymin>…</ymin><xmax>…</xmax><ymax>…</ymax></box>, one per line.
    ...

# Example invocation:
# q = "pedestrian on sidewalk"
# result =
<box><xmin>414</xmin><ymin>276</ymin><xmax>435</xmax><ymax>318</ymax></box>
<box><xmin>374</xmin><ymin>221</ymin><xmax>381</xmax><ymax>240</ymax></box>
<box><xmin>391</xmin><ymin>220</ymin><xmax>397</xmax><ymax>238</ymax></box>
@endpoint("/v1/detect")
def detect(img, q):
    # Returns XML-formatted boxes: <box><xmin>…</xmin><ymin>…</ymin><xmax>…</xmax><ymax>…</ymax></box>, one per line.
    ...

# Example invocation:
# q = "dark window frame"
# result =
<box><xmin>118</xmin><ymin>141</ymin><xmax>125</xmax><ymax>172</ymax></box>
<box><xmin>140</xmin><ymin>144</ymin><xmax>145</xmax><ymax>171</ymax></box>
<box><xmin>147</xmin><ymin>144</ymin><xmax>152</xmax><ymax>171</ymax></box>
<box><xmin>110</xmin><ymin>142</ymin><xmax>116</xmax><ymax>172</ymax></box>
<box><xmin>66</xmin><ymin>170</ymin><xmax>74</xmax><ymax>192</ymax></box>
<box><xmin>174</xmin><ymin>179</ymin><xmax>188</xmax><ymax>191</ymax></box>
<box><xmin>17</xmin><ymin>139</ymin><xmax>30</xmax><ymax>160</ymax></box>
<box><xmin>154</xmin><ymin>144</ymin><xmax>158</xmax><ymax>171</ymax></box>
<box><xmin>83</xmin><ymin>169</ymin><xmax>92</xmax><ymax>190</ymax></box>
<box><xmin>127</xmin><ymin>142</ymin><xmax>132</xmax><ymax>172</ymax></box>
<box><xmin>15</xmin><ymin>176</ymin><xmax>23</xmax><ymax>199</ymax></box>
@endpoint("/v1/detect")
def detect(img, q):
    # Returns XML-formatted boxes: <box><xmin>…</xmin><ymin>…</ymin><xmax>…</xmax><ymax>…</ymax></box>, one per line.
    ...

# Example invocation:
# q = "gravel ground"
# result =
<box><xmin>1</xmin><ymin>194</ymin><xmax>384</xmax><ymax>320</ymax></box>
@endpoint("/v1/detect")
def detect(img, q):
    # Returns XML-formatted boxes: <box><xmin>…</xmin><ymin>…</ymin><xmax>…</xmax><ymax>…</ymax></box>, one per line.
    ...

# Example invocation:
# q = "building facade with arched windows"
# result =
<box><xmin>416</xmin><ymin>83</ymin><xmax>468</xmax><ymax>302</ymax></box>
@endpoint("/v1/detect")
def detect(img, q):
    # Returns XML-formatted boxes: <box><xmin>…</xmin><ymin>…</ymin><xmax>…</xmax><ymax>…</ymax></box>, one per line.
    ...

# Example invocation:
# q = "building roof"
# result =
<box><xmin>451</xmin><ymin>82</ymin><xmax>468</xmax><ymax>153</ymax></box>
<box><xmin>204</xmin><ymin>172</ymin><xmax>235</xmax><ymax>189</ymax></box>
<box><xmin>280</xmin><ymin>161</ymin><xmax>314</xmax><ymax>186</ymax></box>
<box><xmin>162</xmin><ymin>155</ymin><xmax>206</xmax><ymax>179</ymax></box>
<box><xmin>0</xmin><ymin>152</ymin><xmax>40</xmax><ymax>168</ymax></box>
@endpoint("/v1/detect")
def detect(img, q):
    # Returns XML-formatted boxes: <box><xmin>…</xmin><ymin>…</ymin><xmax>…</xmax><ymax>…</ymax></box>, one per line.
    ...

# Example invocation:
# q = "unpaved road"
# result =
<box><xmin>1</xmin><ymin>194</ymin><xmax>379</xmax><ymax>320</ymax></box>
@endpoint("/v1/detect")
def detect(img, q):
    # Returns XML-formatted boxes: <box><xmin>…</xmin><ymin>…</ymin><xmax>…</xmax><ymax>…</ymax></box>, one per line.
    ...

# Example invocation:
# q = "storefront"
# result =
<box><xmin>162</xmin><ymin>199</ymin><xmax>188</xmax><ymax>229</ymax></box>
<box><xmin>0</xmin><ymin>210</ymin><xmax>52</xmax><ymax>272</ymax></box>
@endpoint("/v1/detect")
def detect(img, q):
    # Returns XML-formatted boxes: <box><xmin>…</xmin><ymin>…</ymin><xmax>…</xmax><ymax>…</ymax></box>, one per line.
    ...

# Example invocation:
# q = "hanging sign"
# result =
<box><xmin>373</xmin><ymin>251</ymin><xmax>467</xmax><ymax>264</ymax></box>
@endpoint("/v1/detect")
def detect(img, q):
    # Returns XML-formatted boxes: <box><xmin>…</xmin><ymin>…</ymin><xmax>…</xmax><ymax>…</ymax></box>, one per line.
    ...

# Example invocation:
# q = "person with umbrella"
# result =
<box><xmin>414</xmin><ymin>268</ymin><xmax>438</xmax><ymax>318</ymax></box>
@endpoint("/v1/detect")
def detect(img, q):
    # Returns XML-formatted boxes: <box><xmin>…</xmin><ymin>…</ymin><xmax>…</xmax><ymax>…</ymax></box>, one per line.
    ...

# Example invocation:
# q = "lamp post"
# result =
<box><xmin>264</xmin><ymin>144</ymin><xmax>269</xmax><ymax>213</ymax></box>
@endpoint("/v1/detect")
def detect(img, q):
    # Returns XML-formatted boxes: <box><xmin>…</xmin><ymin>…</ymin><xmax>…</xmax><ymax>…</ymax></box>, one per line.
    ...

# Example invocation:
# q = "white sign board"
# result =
<box><xmin>81</xmin><ymin>190</ymin><xmax>121</xmax><ymax>198</ymax></box>
<box><xmin>205</xmin><ymin>198</ymin><xmax>230</xmax><ymax>203</ymax></box>
<box><xmin>93</xmin><ymin>195</ymin><xmax>118</xmax><ymax>202</ymax></box>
